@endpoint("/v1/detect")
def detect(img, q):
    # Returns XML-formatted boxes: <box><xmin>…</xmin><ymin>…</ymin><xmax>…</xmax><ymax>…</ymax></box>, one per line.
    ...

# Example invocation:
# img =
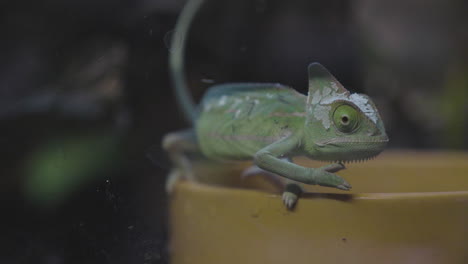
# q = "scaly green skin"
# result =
<box><xmin>164</xmin><ymin>0</ymin><xmax>388</xmax><ymax>209</ymax></box>
<box><xmin>197</xmin><ymin>83</ymin><xmax>306</xmax><ymax>160</ymax></box>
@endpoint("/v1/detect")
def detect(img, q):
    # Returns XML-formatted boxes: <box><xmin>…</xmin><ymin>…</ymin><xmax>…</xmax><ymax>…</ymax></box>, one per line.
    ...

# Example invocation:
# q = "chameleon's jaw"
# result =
<box><xmin>314</xmin><ymin>135</ymin><xmax>389</xmax><ymax>147</ymax></box>
<box><xmin>313</xmin><ymin>135</ymin><xmax>389</xmax><ymax>163</ymax></box>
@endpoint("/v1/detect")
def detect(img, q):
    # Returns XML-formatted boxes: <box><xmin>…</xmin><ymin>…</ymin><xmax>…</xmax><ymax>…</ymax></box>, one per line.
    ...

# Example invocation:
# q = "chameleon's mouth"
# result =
<box><xmin>314</xmin><ymin>135</ymin><xmax>389</xmax><ymax>163</ymax></box>
<box><xmin>314</xmin><ymin>136</ymin><xmax>389</xmax><ymax>147</ymax></box>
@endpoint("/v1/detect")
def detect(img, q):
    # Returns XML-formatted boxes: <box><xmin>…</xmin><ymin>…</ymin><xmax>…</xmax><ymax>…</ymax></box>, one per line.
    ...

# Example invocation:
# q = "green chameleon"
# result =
<box><xmin>163</xmin><ymin>0</ymin><xmax>388</xmax><ymax>209</ymax></box>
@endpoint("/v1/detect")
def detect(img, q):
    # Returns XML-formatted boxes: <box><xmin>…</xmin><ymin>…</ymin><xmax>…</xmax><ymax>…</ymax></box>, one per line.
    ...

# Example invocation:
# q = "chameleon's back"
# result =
<box><xmin>196</xmin><ymin>83</ymin><xmax>306</xmax><ymax>160</ymax></box>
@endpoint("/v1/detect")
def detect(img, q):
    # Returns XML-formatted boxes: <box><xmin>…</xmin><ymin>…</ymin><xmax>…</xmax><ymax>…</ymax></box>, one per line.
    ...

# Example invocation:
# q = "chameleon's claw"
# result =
<box><xmin>282</xmin><ymin>191</ymin><xmax>298</xmax><ymax>209</ymax></box>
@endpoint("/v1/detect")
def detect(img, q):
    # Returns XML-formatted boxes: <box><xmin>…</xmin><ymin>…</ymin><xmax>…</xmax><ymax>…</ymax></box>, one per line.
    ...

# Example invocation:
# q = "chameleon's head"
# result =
<box><xmin>304</xmin><ymin>63</ymin><xmax>388</xmax><ymax>163</ymax></box>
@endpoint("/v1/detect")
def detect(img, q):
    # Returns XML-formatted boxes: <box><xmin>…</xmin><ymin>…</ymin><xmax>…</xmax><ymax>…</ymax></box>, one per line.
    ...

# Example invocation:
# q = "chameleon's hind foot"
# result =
<box><xmin>166</xmin><ymin>169</ymin><xmax>182</xmax><ymax>193</ymax></box>
<box><xmin>165</xmin><ymin>168</ymin><xmax>195</xmax><ymax>193</ymax></box>
<box><xmin>282</xmin><ymin>183</ymin><xmax>303</xmax><ymax>210</ymax></box>
<box><xmin>163</xmin><ymin>130</ymin><xmax>197</xmax><ymax>194</ymax></box>
<box><xmin>282</xmin><ymin>191</ymin><xmax>298</xmax><ymax>209</ymax></box>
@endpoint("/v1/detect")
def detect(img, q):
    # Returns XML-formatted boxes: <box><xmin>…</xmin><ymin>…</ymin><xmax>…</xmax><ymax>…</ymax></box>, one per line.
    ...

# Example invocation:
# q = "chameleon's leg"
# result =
<box><xmin>254</xmin><ymin>135</ymin><xmax>352</xmax><ymax>190</ymax></box>
<box><xmin>281</xmin><ymin>163</ymin><xmax>346</xmax><ymax>209</ymax></box>
<box><xmin>247</xmin><ymin>157</ymin><xmax>305</xmax><ymax>209</ymax></box>
<box><xmin>242</xmin><ymin>165</ymin><xmax>302</xmax><ymax>209</ymax></box>
<box><xmin>242</xmin><ymin>157</ymin><xmax>303</xmax><ymax>209</ymax></box>
<box><xmin>241</xmin><ymin>158</ymin><xmax>291</xmax><ymax>190</ymax></box>
<box><xmin>162</xmin><ymin>129</ymin><xmax>198</xmax><ymax>192</ymax></box>
<box><xmin>242</xmin><ymin>162</ymin><xmax>303</xmax><ymax>209</ymax></box>
<box><xmin>282</xmin><ymin>157</ymin><xmax>303</xmax><ymax>209</ymax></box>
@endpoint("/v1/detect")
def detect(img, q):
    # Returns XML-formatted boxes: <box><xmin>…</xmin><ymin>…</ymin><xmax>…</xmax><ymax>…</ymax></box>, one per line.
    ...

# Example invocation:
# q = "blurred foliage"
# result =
<box><xmin>441</xmin><ymin>63</ymin><xmax>468</xmax><ymax>148</ymax></box>
<box><xmin>23</xmin><ymin>132</ymin><xmax>122</xmax><ymax>207</ymax></box>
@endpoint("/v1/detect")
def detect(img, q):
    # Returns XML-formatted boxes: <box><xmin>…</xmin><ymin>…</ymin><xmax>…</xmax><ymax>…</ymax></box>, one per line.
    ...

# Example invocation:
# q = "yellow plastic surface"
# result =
<box><xmin>169</xmin><ymin>151</ymin><xmax>468</xmax><ymax>264</ymax></box>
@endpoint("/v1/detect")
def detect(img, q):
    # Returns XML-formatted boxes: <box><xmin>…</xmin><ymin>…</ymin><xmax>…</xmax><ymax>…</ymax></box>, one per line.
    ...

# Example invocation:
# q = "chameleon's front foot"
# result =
<box><xmin>320</xmin><ymin>172</ymin><xmax>351</xmax><ymax>190</ymax></box>
<box><xmin>311</xmin><ymin>163</ymin><xmax>352</xmax><ymax>191</ymax></box>
<box><xmin>336</xmin><ymin>179</ymin><xmax>352</xmax><ymax>190</ymax></box>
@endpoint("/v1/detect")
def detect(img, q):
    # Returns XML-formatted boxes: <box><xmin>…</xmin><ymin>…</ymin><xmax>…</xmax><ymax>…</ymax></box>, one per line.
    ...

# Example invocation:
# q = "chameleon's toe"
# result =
<box><xmin>282</xmin><ymin>191</ymin><xmax>298</xmax><ymax>209</ymax></box>
<box><xmin>337</xmin><ymin>180</ymin><xmax>352</xmax><ymax>191</ymax></box>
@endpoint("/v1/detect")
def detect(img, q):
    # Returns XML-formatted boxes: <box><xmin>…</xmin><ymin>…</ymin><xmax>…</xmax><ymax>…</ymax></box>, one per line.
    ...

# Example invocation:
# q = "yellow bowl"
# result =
<box><xmin>169</xmin><ymin>151</ymin><xmax>468</xmax><ymax>264</ymax></box>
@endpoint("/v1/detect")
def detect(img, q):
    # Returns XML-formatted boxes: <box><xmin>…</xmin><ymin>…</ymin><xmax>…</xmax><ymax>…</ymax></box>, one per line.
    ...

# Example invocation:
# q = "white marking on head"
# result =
<box><xmin>322</xmin><ymin>86</ymin><xmax>332</xmax><ymax>97</ymax></box>
<box><xmin>311</xmin><ymin>90</ymin><xmax>321</xmax><ymax>105</ymax></box>
<box><xmin>349</xmin><ymin>94</ymin><xmax>378</xmax><ymax>123</ymax></box>
<box><xmin>307</xmin><ymin>86</ymin><xmax>379</xmax><ymax>127</ymax></box>
<box><xmin>330</xmin><ymin>82</ymin><xmax>339</xmax><ymax>91</ymax></box>
<box><xmin>313</xmin><ymin>105</ymin><xmax>331</xmax><ymax>129</ymax></box>
<box><xmin>320</xmin><ymin>92</ymin><xmax>349</xmax><ymax>105</ymax></box>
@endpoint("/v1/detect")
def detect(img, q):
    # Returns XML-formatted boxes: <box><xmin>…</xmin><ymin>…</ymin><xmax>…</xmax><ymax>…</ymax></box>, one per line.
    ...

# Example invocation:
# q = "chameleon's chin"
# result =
<box><xmin>335</xmin><ymin>150</ymin><xmax>382</xmax><ymax>163</ymax></box>
<box><xmin>314</xmin><ymin>135</ymin><xmax>389</xmax><ymax>163</ymax></box>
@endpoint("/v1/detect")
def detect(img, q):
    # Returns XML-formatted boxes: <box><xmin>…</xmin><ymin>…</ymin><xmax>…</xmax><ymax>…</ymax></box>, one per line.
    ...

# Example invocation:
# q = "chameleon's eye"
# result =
<box><xmin>333</xmin><ymin>104</ymin><xmax>360</xmax><ymax>133</ymax></box>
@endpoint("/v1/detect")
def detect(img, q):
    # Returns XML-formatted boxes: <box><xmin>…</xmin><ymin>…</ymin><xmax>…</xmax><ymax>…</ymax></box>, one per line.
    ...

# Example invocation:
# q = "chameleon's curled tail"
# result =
<box><xmin>169</xmin><ymin>0</ymin><xmax>206</xmax><ymax>125</ymax></box>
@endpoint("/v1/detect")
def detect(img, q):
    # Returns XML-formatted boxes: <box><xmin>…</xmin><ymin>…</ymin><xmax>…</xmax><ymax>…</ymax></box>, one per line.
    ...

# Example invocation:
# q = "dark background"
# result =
<box><xmin>0</xmin><ymin>0</ymin><xmax>467</xmax><ymax>263</ymax></box>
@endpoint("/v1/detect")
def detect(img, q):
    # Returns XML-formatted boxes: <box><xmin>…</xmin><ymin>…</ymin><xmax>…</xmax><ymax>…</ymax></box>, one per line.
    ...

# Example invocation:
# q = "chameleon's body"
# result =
<box><xmin>197</xmin><ymin>84</ymin><xmax>305</xmax><ymax>160</ymax></box>
<box><xmin>163</xmin><ymin>0</ymin><xmax>388</xmax><ymax>209</ymax></box>
<box><xmin>197</xmin><ymin>80</ymin><xmax>387</xmax><ymax>164</ymax></box>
